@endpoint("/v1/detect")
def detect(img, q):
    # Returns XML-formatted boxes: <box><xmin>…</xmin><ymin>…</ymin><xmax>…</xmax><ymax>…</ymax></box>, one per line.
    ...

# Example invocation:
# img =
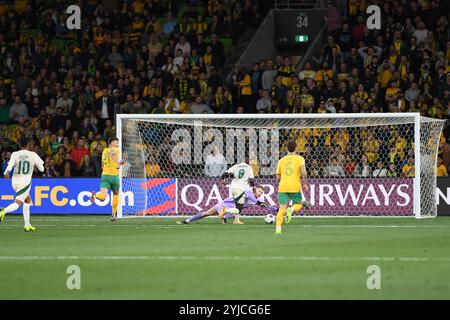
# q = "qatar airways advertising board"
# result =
<box><xmin>178</xmin><ymin>178</ymin><xmax>414</xmax><ymax>216</ymax></box>
<box><xmin>4</xmin><ymin>177</ymin><xmax>450</xmax><ymax>216</ymax></box>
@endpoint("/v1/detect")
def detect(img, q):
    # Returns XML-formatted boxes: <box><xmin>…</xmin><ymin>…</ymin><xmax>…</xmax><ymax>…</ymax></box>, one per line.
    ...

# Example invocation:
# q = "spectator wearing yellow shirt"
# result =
<box><xmin>365</xmin><ymin>133</ymin><xmax>380</xmax><ymax>165</ymax></box>
<box><xmin>392</xmin><ymin>131</ymin><xmax>407</xmax><ymax>159</ymax></box>
<box><xmin>130</xmin><ymin>15</ymin><xmax>145</xmax><ymax>44</ymax></box>
<box><xmin>387</xmin><ymin>45</ymin><xmax>399</xmax><ymax>65</ymax></box>
<box><xmin>249</xmin><ymin>149</ymin><xmax>259</xmax><ymax>177</ymax></box>
<box><xmin>337</xmin><ymin>63</ymin><xmax>349</xmax><ymax>81</ymax></box>
<box><xmin>238</xmin><ymin>67</ymin><xmax>252</xmax><ymax>111</ymax></box>
<box><xmin>299</xmin><ymin>85</ymin><xmax>314</xmax><ymax>110</ymax></box>
<box><xmin>290</xmin><ymin>75</ymin><xmax>301</xmax><ymax>98</ymax></box>
<box><xmin>438</xmin><ymin>132</ymin><xmax>446</xmax><ymax>156</ymax></box>
<box><xmin>90</xmin><ymin>133</ymin><xmax>107</xmax><ymax>156</ymax></box>
<box><xmin>193</xmin><ymin>15</ymin><xmax>208</xmax><ymax>35</ymax></box>
<box><xmin>397</xmin><ymin>55</ymin><xmax>410</xmax><ymax>81</ymax></box>
<box><xmin>145</xmin><ymin>157</ymin><xmax>161</xmax><ymax>177</ymax></box>
<box><xmin>385</xmin><ymin>81</ymin><xmax>400</xmax><ymax>97</ymax></box>
<box><xmin>356</xmin><ymin>84</ymin><xmax>369</xmax><ymax>102</ymax></box>
<box><xmin>377</xmin><ymin>60</ymin><xmax>394</xmax><ymax>88</ymax></box>
<box><xmin>317</xmin><ymin>99</ymin><xmax>328</xmax><ymax>113</ymax></box>
<box><xmin>437</xmin><ymin>157</ymin><xmax>448</xmax><ymax>177</ymax></box>
<box><xmin>315</xmin><ymin>62</ymin><xmax>334</xmax><ymax>88</ymax></box>
<box><xmin>402</xmin><ymin>157</ymin><xmax>415</xmax><ymax>177</ymax></box>
<box><xmin>146</xmin><ymin>16</ymin><xmax>162</xmax><ymax>35</ymax></box>
<box><xmin>54</xmin><ymin>146</ymin><xmax>66</xmax><ymax>167</ymax></box>
<box><xmin>93</xmin><ymin>25</ymin><xmax>107</xmax><ymax>46</ymax></box>
<box><xmin>278</xmin><ymin>57</ymin><xmax>296</xmax><ymax>87</ymax></box>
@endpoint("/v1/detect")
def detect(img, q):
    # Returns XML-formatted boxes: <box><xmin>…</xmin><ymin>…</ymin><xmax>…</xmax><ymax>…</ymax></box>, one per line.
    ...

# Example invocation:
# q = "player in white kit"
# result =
<box><xmin>219</xmin><ymin>160</ymin><xmax>255</xmax><ymax>224</ymax></box>
<box><xmin>0</xmin><ymin>137</ymin><xmax>44</xmax><ymax>231</ymax></box>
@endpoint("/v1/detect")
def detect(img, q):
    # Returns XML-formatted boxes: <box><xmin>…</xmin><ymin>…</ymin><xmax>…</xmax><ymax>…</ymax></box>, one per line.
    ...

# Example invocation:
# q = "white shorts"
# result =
<box><xmin>231</xmin><ymin>186</ymin><xmax>246</xmax><ymax>205</ymax></box>
<box><xmin>12</xmin><ymin>181</ymin><xmax>32</xmax><ymax>202</ymax></box>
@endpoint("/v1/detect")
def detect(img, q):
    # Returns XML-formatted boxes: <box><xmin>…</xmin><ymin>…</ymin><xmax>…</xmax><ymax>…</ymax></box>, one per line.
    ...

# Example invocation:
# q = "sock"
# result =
<box><xmin>223</xmin><ymin>213</ymin><xmax>234</xmax><ymax>219</ymax></box>
<box><xmin>292</xmin><ymin>203</ymin><xmax>302</xmax><ymax>213</ymax></box>
<box><xmin>234</xmin><ymin>214</ymin><xmax>240</xmax><ymax>222</ymax></box>
<box><xmin>96</xmin><ymin>192</ymin><xmax>106</xmax><ymax>201</ymax></box>
<box><xmin>112</xmin><ymin>194</ymin><xmax>119</xmax><ymax>217</ymax></box>
<box><xmin>5</xmin><ymin>202</ymin><xmax>19</xmax><ymax>214</ymax></box>
<box><xmin>187</xmin><ymin>212</ymin><xmax>205</xmax><ymax>222</ymax></box>
<box><xmin>23</xmin><ymin>203</ymin><xmax>31</xmax><ymax>226</ymax></box>
<box><xmin>276</xmin><ymin>207</ymin><xmax>286</xmax><ymax>227</ymax></box>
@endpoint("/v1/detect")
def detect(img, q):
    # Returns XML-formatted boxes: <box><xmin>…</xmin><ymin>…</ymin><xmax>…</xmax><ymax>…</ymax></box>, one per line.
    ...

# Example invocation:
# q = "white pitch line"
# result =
<box><xmin>0</xmin><ymin>255</ymin><xmax>450</xmax><ymax>262</ymax></box>
<box><xmin>2</xmin><ymin>224</ymin><xmax>450</xmax><ymax>228</ymax></box>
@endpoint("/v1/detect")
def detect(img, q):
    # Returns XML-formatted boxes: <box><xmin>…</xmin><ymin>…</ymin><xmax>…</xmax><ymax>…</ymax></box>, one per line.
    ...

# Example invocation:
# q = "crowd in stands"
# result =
<box><xmin>0</xmin><ymin>0</ymin><xmax>267</xmax><ymax>177</ymax></box>
<box><xmin>0</xmin><ymin>0</ymin><xmax>449</xmax><ymax>178</ymax></box>
<box><xmin>249</xmin><ymin>0</ymin><xmax>449</xmax><ymax>178</ymax></box>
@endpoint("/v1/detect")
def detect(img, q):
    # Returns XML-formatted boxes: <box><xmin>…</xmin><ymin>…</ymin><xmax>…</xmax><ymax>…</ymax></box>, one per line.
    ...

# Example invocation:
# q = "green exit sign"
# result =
<box><xmin>294</xmin><ymin>35</ymin><xmax>309</xmax><ymax>43</ymax></box>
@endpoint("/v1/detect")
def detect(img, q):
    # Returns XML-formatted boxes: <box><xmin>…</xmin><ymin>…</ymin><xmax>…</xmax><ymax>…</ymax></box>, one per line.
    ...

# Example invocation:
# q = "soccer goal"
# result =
<box><xmin>116</xmin><ymin>113</ymin><xmax>445</xmax><ymax>219</ymax></box>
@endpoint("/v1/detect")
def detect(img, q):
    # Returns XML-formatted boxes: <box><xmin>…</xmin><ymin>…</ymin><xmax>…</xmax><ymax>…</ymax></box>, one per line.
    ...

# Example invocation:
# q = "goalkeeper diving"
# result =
<box><xmin>91</xmin><ymin>137</ymin><xmax>124</xmax><ymax>221</ymax></box>
<box><xmin>177</xmin><ymin>185</ymin><xmax>277</xmax><ymax>224</ymax></box>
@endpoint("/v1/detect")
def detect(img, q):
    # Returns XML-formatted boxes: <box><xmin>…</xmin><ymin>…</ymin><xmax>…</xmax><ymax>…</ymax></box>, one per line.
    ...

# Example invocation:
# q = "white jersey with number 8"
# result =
<box><xmin>226</xmin><ymin>163</ymin><xmax>254</xmax><ymax>190</ymax></box>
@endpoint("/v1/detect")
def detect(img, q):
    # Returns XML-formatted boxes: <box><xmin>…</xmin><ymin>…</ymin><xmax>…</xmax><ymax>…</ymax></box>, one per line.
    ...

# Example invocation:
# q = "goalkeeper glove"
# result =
<box><xmin>257</xmin><ymin>201</ymin><xmax>268</xmax><ymax>208</ymax></box>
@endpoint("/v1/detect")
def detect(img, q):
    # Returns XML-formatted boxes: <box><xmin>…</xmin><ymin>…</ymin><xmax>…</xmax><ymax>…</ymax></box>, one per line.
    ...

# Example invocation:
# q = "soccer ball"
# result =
<box><xmin>264</xmin><ymin>214</ymin><xmax>275</xmax><ymax>224</ymax></box>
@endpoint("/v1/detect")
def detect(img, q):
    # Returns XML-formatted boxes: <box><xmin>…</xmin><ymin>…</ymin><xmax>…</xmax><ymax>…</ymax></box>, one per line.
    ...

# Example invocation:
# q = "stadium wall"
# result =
<box><xmin>229</xmin><ymin>10</ymin><xmax>276</xmax><ymax>76</ymax></box>
<box><xmin>1</xmin><ymin>178</ymin><xmax>449</xmax><ymax>216</ymax></box>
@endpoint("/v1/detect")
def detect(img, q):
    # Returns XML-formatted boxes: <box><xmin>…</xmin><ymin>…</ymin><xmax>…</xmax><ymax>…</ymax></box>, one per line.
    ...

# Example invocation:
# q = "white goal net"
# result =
<box><xmin>117</xmin><ymin>113</ymin><xmax>445</xmax><ymax>219</ymax></box>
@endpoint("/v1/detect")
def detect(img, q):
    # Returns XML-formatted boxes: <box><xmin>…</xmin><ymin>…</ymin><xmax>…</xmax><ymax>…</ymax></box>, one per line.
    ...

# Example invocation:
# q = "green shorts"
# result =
<box><xmin>100</xmin><ymin>174</ymin><xmax>120</xmax><ymax>191</ymax></box>
<box><xmin>278</xmin><ymin>192</ymin><xmax>302</xmax><ymax>205</ymax></box>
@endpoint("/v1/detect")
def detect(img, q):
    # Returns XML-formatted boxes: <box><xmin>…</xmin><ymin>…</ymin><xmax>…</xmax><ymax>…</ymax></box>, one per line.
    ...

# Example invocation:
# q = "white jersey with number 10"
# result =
<box><xmin>7</xmin><ymin>150</ymin><xmax>44</xmax><ymax>185</ymax></box>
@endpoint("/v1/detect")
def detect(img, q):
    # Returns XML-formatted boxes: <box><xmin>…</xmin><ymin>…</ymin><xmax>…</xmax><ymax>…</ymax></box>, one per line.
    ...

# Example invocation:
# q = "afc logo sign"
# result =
<box><xmin>366</xmin><ymin>5</ymin><xmax>381</xmax><ymax>30</ymax></box>
<box><xmin>66</xmin><ymin>5</ymin><xmax>81</xmax><ymax>30</ymax></box>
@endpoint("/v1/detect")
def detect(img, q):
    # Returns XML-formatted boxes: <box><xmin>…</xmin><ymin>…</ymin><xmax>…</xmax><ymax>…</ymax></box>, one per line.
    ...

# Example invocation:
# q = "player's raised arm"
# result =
<box><xmin>3</xmin><ymin>153</ymin><xmax>15</xmax><ymax>178</ymax></box>
<box><xmin>301</xmin><ymin>163</ymin><xmax>309</xmax><ymax>192</ymax></box>
<box><xmin>220</xmin><ymin>164</ymin><xmax>235</xmax><ymax>184</ymax></box>
<box><xmin>275</xmin><ymin>160</ymin><xmax>281</xmax><ymax>182</ymax></box>
<box><xmin>300</xmin><ymin>155</ymin><xmax>308</xmax><ymax>192</ymax></box>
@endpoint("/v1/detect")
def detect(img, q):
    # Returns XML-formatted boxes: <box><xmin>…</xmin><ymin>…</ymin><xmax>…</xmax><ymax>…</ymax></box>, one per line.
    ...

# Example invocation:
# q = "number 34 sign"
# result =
<box><xmin>296</xmin><ymin>13</ymin><xmax>308</xmax><ymax>29</ymax></box>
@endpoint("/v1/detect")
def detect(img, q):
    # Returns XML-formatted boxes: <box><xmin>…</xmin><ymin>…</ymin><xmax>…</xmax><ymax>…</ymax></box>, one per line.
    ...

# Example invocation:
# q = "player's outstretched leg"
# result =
<box><xmin>111</xmin><ymin>191</ymin><xmax>119</xmax><ymax>221</ymax></box>
<box><xmin>286</xmin><ymin>193</ymin><xmax>303</xmax><ymax>224</ymax></box>
<box><xmin>0</xmin><ymin>208</ymin><xmax>6</xmax><ymax>222</ymax></box>
<box><xmin>0</xmin><ymin>201</ymin><xmax>21</xmax><ymax>223</ymax></box>
<box><xmin>91</xmin><ymin>189</ymin><xmax>107</xmax><ymax>203</ymax></box>
<box><xmin>286</xmin><ymin>203</ymin><xmax>303</xmax><ymax>224</ymax></box>
<box><xmin>23</xmin><ymin>198</ymin><xmax>36</xmax><ymax>232</ymax></box>
<box><xmin>233</xmin><ymin>204</ymin><xmax>244</xmax><ymax>225</ymax></box>
<box><xmin>276</xmin><ymin>206</ymin><xmax>286</xmax><ymax>234</ymax></box>
<box><xmin>177</xmin><ymin>207</ymin><xmax>216</xmax><ymax>224</ymax></box>
<box><xmin>177</xmin><ymin>212</ymin><xmax>205</xmax><ymax>224</ymax></box>
<box><xmin>220</xmin><ymin>208</ymin><xmax>241</xmax><ymax>225</ymax></box>
<box><xmin>222</xmin><ymin>213</ymin><xmax>234</xmax><ymax>224</ymax></box>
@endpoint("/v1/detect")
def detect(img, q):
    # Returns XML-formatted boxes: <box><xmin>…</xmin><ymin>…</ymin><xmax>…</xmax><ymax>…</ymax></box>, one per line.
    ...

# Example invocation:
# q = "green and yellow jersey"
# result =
<box><xmin>276</xmin><ymin>154</ymin><xmax>305</xmax><ymax>193</ymax></box>
<box><xmin>102</xmin><ymin>147</ymin><xmax>119</xmax><ymax>176</ymax></box>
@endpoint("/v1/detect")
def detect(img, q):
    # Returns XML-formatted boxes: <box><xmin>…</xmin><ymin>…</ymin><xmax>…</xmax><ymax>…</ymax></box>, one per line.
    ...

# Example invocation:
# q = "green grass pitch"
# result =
<box><xmin>1</xmin><ymin>215</ymin><xmax>450</xmax><ymax>299</ymax></box>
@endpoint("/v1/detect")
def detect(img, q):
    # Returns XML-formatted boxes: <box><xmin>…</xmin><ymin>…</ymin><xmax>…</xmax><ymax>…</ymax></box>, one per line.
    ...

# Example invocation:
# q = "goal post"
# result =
<box><xmin>116</xmin><ymin>113</ymin><xmax>445</xmax><ymax>219</ymax></box>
